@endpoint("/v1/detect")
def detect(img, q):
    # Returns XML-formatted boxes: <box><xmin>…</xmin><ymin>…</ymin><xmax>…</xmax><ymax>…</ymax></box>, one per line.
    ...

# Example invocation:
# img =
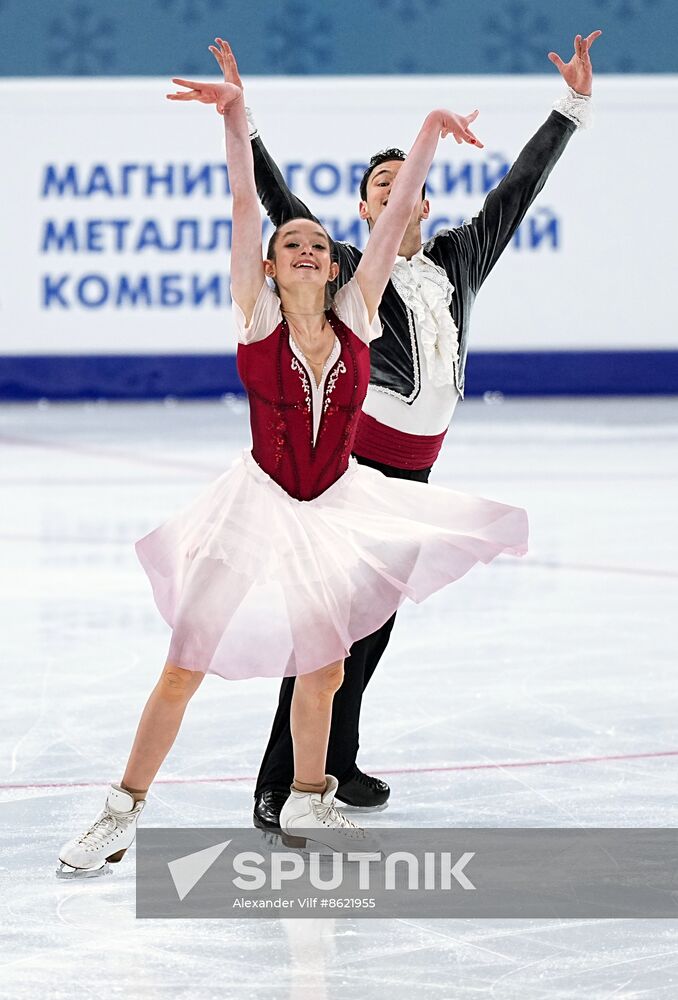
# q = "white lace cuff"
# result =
<box><xmin>245</xmin><ymin>106</ymin><xmax>258</xmax><ymax>139</ymax></box>
<box><xmin>553</xmin><ymin>86</ymin><xmax>592</xmax><ymax>130</ymax></box>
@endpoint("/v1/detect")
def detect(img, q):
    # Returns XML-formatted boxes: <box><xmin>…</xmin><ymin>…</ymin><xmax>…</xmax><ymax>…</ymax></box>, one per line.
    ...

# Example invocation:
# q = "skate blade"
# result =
<box><xmin>254</xmin><ymin>829</ymin><xmax>333</xmax><ymax>855</ymax></box>
<box><xmin>335</xmin><ymin>801</ymin><xmax>389</xmax><ymax>813</ymax></box>
<box><xmin>55</xmin><ymin>861</ymin><xmax>113</xmax><ymax>880</ymax></box>
<box><xmin>255</xmin><ymin>828</ymin><xmax>362</xmax><ymax>854</ymax></box>
<box><xmin>280</xmin><ymin>833</ymin><xmax>382</xmax><ymax>857</ymax></box>
<box><xmin>257</xmin><ymin>829</ymin><xmax>336</xmax><ymax>854</ymax></box>
<box><xmin>255</xmin><ymin>829</ymin><xmax>285</xmax><ymax>849</ymax></box>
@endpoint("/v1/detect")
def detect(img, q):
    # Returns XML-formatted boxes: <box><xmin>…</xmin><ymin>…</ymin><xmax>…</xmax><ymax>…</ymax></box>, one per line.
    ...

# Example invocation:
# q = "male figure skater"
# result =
<box><xmin>212</xmin><ymin>31</ymin><xmax>601</xmax><ymax>829</ymax></box>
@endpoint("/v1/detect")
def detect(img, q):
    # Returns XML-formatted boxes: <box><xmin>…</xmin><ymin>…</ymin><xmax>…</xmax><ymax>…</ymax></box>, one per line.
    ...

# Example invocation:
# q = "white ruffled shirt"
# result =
<box><xmin>362</xmin><ymin>248</ymin><xmax>461</xmax><ymax>436</ymax></box>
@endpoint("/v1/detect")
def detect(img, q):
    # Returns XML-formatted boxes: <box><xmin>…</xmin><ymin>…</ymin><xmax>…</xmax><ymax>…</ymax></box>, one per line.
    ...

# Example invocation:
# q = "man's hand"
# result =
<box><xmin>208</xmin><ymin>37</ymin><xmax>244</xmax><ymax>89</ymax></box>
<box><xmin>433</xmin><ymin>109</ymin><xmax>484</xmax><ymax>148</ymax></box>
<box><xmin>548</xmin><ymin>31</ymin><xmax>602</xmax><ymax>97</ymax></box>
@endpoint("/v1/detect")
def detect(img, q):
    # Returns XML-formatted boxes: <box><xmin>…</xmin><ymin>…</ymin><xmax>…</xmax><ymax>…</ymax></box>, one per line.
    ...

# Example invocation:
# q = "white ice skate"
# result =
<box><xmin>279</xmin><ymin>776</ymin><xmax>381</xmax><ymax>854</ymax></box>
<box><xmin>56</xmin><ymin>784</ymin><xmax>145</xmax><ymax>879</ymax></box>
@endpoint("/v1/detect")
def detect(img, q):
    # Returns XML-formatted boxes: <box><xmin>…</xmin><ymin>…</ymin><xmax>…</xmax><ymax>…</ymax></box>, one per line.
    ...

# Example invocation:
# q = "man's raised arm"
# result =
<box><xmin>448</xmin><ymin>30</ymin><xmax>601</xmax><ymax>294</ymax></box>
<box><xmin>250</xmin><ymin>122</ymin><xmax>318</xmax><ymax>227</ymax></box>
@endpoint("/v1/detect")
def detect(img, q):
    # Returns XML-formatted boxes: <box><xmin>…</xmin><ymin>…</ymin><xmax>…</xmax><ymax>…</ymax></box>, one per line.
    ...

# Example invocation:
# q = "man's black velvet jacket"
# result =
<box><xmin>251</xmin><ymin>110</ymin><xmax>576</xmax><ymax>401</ymax></box>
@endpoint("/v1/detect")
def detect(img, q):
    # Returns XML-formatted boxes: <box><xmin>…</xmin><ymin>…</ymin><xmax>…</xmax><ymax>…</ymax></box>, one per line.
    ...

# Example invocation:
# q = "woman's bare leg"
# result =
<box><xmin>57</xmin><ymin>661</ymin><xmax>205</xmax><ymax>874</ymax></box>
<box><xmin>290</xmin><ymin>660</ymin><xmax>344</xmax><ymax>787</ymax></box>
<box><xmin>121</xmin><ymin>662</ymin><xmax>205</xmax><ymax>794</ymax></box>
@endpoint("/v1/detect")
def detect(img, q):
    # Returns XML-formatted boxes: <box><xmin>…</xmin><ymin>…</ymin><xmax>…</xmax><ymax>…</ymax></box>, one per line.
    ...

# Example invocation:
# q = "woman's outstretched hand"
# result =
<box><xmin>166</xmin><ymin>75</ymin><xmax>242</xmax><ymax>114</ymax></box>
<box><xmin>434</xmin><ymin>109</ymin><xmax>484</xmax><ymax>148</ymax></box>
<box><xmin>168</xmin><ymin>37</ymin><xmax>244</xmax><ymax>113</ymax></box>
<box><xmin>208</xmin><ymin>37</ymin><xmax>244</xmax><ymax>88</ymax></box>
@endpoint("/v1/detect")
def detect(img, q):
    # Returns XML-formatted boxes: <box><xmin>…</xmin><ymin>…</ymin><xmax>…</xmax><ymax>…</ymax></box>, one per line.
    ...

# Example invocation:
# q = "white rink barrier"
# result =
<box><xmin>0</xmin><ymin>76</ymin><xmax>676</xmax><ymax>397</ymax></box>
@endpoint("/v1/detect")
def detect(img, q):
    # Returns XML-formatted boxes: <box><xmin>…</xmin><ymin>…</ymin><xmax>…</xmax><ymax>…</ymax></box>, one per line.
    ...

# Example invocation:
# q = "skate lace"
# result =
<box><xmin>312</xmin><ymin>799</ymin><xmax>364</xmax><ymax>838</ymax></box>
<box><xmin>78</xmin><ymin>808</ymin><xmax>130</xmax><ymax>848</ymax></box>
<box><xmin>353</xmin><ymin>769</ymin><xmax>381</xmax><ymax>790</ymax></box>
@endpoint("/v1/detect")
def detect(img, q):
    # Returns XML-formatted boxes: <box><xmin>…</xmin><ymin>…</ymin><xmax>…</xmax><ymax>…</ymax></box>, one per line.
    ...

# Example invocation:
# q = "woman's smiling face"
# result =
<box><xmin>265</xmin><ymin>218</ymin><xmax>338</xmax><ymax>291</ymax></box>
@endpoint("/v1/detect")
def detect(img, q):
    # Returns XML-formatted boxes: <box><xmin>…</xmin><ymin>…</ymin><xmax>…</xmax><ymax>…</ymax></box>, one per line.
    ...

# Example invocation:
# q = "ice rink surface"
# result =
<box><xmin>1</xmin><ymin>396</ymin><xmax>677</xmax><ymax>999</ymax></box>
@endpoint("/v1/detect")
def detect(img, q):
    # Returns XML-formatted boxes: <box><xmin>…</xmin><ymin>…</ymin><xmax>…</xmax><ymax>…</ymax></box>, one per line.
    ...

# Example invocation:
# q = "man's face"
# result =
<box><xmin>359</xmin><ymin>160</ymin><xmax>429</xmax><ymax>231</ymax></box>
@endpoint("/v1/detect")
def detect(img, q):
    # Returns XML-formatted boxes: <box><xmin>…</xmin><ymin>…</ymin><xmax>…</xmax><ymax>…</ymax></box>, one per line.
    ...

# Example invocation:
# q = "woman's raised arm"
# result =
<box><xmin>167</xmin><ymin>43</ymin><xmax>265</xmax><ymax>325</ymax></box>
<box><xmin>354</xmin><ymin>108</ymin><xmax>483</xmax><ymax>321</ymax></box>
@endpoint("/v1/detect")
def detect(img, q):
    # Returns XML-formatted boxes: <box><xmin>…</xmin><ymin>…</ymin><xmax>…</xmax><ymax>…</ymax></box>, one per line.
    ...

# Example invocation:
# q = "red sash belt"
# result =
<box><xmin>353</xmin><ymin>412</ymin><xmax>447</xmax><ymax>471</ymax></box>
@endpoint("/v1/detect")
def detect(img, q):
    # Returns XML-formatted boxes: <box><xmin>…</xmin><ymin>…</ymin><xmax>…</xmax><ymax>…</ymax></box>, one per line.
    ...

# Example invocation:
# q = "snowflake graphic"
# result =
<box><xmin>381</xmin><ymin>0</ymin><xmax>441</xmax><ymax>22</ymax></box>
<box><xmin>610</xmin><ymin>52</ymin><xmax>639</xmax><ymax>71</ymax></box>
<box><xmin>483</xmin><ymin>1</ymin><xmax>552</xmax><ymax>73</ymax></box>
<box><xmin>592</xmin><ymin>0</ymin><xmax>660</xmax><ymax>18</ymax></box>
<box><xmin>396</xmin><ymin>57</ymin><xmax>424</xmax><ymax>74</ymax></box>
<box><xmin>155</xmin><ymin>0</ymin><xmax>225</xmax><ymax>26</ymax></box>
<box><xmin>266</xmin><ymin>1</ymin><xmax>334</xmax><ymax>73</ymax></box>
<box><xmin>47</xmin><ymin>3</ymin><xmax>116</xmax><ymax>74</ymax></box>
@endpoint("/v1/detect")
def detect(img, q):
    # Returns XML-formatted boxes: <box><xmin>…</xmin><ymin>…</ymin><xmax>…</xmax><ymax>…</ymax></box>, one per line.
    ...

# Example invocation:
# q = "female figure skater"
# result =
<box><xmin>57</xmin><ymin>42</ymin><xmax>527</xmax><ymax>876</ymax></box>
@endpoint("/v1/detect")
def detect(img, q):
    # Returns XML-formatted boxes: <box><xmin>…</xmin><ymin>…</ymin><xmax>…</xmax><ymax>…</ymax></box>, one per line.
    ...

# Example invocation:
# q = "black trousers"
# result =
<box><xmin>254</xmin><ymin>454</ymin><xmax>432</xmax><ymax>795</ymax></box>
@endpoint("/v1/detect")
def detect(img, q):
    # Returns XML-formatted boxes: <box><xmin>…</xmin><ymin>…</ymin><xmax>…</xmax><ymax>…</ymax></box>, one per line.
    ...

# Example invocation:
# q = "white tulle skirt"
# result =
<box><xmin>135</xmin><ymin>450</ymin><xmax>528</xmax><ymax>680</ymax></box>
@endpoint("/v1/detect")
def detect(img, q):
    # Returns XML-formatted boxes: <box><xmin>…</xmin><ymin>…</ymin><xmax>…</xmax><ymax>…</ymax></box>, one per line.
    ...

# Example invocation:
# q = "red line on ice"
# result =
<box><xmin>2</xmin><ymin>748</ymin><xmax>678</xmax><ymax>792</ymax></box>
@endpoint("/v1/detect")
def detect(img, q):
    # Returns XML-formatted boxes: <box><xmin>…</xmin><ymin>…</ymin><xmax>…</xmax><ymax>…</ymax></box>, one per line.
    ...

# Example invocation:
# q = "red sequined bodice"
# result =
<box><xmin>237</xmin><ymin>312</ymin><xmax>371</xmax><ymax>501</ymax></box>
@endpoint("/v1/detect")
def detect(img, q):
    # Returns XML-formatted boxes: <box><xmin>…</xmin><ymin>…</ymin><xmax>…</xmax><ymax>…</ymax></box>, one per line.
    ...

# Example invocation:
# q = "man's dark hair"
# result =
<box><xmin>359</xmin><ymin>148</ymin><xmax>426</xmax><ymax>202</ymax></box>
